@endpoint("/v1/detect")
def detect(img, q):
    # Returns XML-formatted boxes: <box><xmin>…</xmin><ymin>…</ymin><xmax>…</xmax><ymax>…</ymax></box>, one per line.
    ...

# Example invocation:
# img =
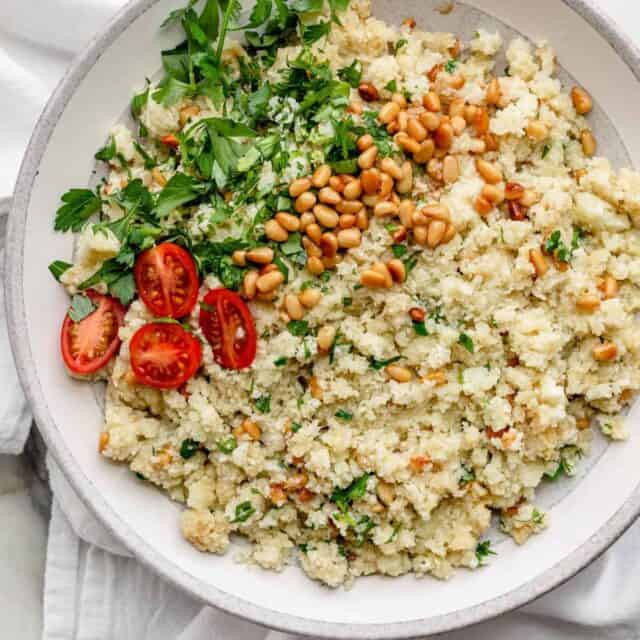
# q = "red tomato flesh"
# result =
<box><xmin>61</xmin><ymin>291</ymin><xmax>125</xmax><ymax>375</ymax></box>
<box><xmin>134</xmin><ymin>243</ymin><xmax>199</xmax><ymax>319</ymax></box>
<box><xmin>199</xmin><ymin>289</ymin><xmax>257</xmax><ymax>369</ymax></box>
<box><xmin>130</xmin><ymin>322</ymin><xmax>202</xmax><ymax>389</ymax></box>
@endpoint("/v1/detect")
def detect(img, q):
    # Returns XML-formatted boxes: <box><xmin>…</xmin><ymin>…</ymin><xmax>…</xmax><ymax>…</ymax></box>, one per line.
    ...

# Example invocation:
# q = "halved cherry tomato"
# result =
<box><xmin>61</xmin><ymin>291</ymin><xmax>125</xmax><ymax>375</ymax></box>
<box><xmin>160</xmin><ymin>134</ymin><xmax>180</xmax><ymax>148</ymax></box>
<box><xmin>199</xmin><ymin>289</ymin><xmax>257</xmax><ymax>369</ymax></box>
<box><xmin>134</xmin><ymin>243</ymin><xmax>199</xmax><ymax>319</ymax></box>
<box><xmin>130</xmin><ymin>322</ymin><xmax>202</xmax><ymax>389</ymax></box>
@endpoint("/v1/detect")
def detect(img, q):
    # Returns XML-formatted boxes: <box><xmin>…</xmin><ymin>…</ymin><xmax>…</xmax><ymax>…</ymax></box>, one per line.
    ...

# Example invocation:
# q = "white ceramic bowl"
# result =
<box><xmin>6</xmin><ymin>1</ymin><xmax>640</xmax><ymax>637</ymax></box>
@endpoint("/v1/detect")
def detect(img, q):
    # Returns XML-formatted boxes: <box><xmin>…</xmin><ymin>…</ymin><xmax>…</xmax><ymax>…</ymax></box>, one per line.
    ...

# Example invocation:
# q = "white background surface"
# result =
<box><xmin>0</xmin><ymin>0</ymin><xmax>639</xmax><ymax>638</ymax></box>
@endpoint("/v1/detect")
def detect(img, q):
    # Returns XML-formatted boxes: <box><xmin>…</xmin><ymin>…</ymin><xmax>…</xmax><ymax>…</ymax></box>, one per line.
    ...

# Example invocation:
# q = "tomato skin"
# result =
<box><xmin>160</xmin><ymin>134</ymin><xmax>180</xmax><ymax>148</ymax></box>
<box><xmin>134</xmin><ymin>243</ymin><xmax>199</xmax><ymax>319</ymax></box>
<box><xmin>61</xmin><ymin>291</ymin><xmax>125</xmax><ymax>375</ymax></box>
<box><xmin>130</xmin><ymin>322</ymin><xmax>202</xmax><ymax>389</ymax></box>
<box><xmin>199</xmin><ymin>289</ymin><xmax>257</xmax><ymax>370</ymax></box>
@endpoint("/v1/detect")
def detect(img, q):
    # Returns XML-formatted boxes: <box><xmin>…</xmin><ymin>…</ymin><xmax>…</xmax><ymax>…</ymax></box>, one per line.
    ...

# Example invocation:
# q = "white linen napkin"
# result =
<box><xmin>2</xmin><ymin>1</ymin><xmax>640</xmax><ymax>639</ymax></box>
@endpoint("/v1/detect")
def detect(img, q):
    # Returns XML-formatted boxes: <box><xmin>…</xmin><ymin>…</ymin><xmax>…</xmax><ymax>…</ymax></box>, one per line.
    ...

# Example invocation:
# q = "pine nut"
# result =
<box><xmin>295</xmin><ymin>191</ymin><xmax>317</xmax><ymax>213</ymax></box>
<box><xmin>422</xmin><ymin>203</ymin><xmax>450</xmax><ymax>222</ymax></box>
<box><xmin>379</xmin><ymin>102</ymin><xmax>401</xmax><ymax>124</ymax></box>
<box><xmin>397</xmin><ymin>111</ymin><xmax>409</xmax><ymax>132</ymax></box>
<box><xmin>256</xmin><ymin>270</ymin><xmax>284</xmax><ymax>293</ymax></box>
<box><xmin>374</xmin><ymin>201</ymin><xmax>398</xmax><ymax>217</ymax></box>
<box><xmin>289</xmin><ymin>178</ymin><xmax>312</xmax><ymax>198</ymax></box>
<box><xmin>413</xmin><ymin>225</ymin><xmax>428</xmax><ymax>245</ymax></box>
<box><xmin>232</xmin><ymin>250</ymin><xmax>246</xmax><ymax>266</ymax></box>
<box><xmin>435</xmin><ymin>123</ymin><xmax>454</xmax><ymax>150</ymax></box>
<box><xmin>284</xmin><ymin>293</ymin><xmax>305</xmax><ymax>320</ymax></box>
<box><xmin>451</xmin><ymin>115</ymin><xmax>466</xmax><ymax>135</ymax></box>
<box><xmin>449</xmin><ymin>98</ymin><xmax>465</xmax><ymax>118</ymax></box>
<box><xmin>320</xmin><ymin>232</ymin><xmax>338</xmax><ymax>258</ymax></box>
<box><xmin>423</xmin><ymin>91</ymin><xmax>441</xmax><ymax>111</ymax></box>
<box><xmin>286</xmin><ymin>472</ymin><xmax>309</xmax><ymax>491</ymax></box>
<box><xmin>151</xmin><ymin>167</ymin><xmax>167</xmax><ymax>187</ymax></box>
<box><xmin>356</xmin><ymin>209</ymin><xmax>369</xmax><ymax>231</ymax></box>
<box><xmin>420</xmin><ymin>111</ymin><xmax>441</xmax><ymax>132</ymax></box>
<box><xmin>303</xmin><ymin>236</ymin><xmax>322</xmax><ymax>257</ymax></box>
<box><xmin>243</xmin><ymin>419</ymin><xmax>261</xmax><ymax>440</ymax></box>
<box><xmin>474</xmin><ymin>109</ymin><xmax>490</xmax><ymax>135</ymax></box>
<box><xmin>387</xmin><ymin>259</ymin><xmax>406</xmax><ymax>282</ymax></box>
<box><xmin>329</xmin><ymin>175</ymin><xmax>345</xmax><ymax>193</ymax></box>
<box><xmin>474</xmin><ymin>195</ymin><xmax>493</xmax><ymax>216</ymax></box>
<box><xmin>317</xmin><ymin>326</ymin><xmax>336</xmax><ymax>352</ymax></box>
<box><xmin>442</xmin><ymin>155</ymin><xmax>459</xmax><ymax>184</ymax></box>
<box><xmin>581</xmin><ymin>130</ymin><xmax>597</xmax><ymax>157</ymax></box>
<box><xmin>372</xmin><ymin>262</ymin><xmax>393</xmax><ymax>288</ymax></box>
<box><xmin>482</xmin><ymin>184</ymin><xmax>505</xmax><ymax>204</ymax></box>
<box><xmin>392</xmin><ymin>226</ymin><xmax>407</xmax><ymax>243</ymax></box>
<box><xmin>602</xmin><ymin>275</ymin><xmax>619</xmax><ymax>299</ymax></box>
<box><xmin>99</xmin><ymin>431</ymin><xmax>109</xmax><ymax>453</ymax></box>
<box><xmin>505</xmin><ymin>181</ymin><xmax>525</xmax><ymax>201</ymax></box>
<box><xmin>246</xmin><ymin>247</ymin><xmax>274</xmax><ymax>264</ymax></box>
<box><xmin>526</xmin><ymin>120</ymin><xmax>549</xmax><ymax>142</ymax></box>
<box><xmin>376</xmin><ymin>481</ymin><xmax>395</xmax><ymax>506</ymax></box>
<box><xmin>243</xmin><ymin>270</ymin><xmax>259</xmax><ymax>299</ymax></box>
<box><xmin>311</xmin><ymin>164</ymin><xmax>332</xmax><ymax>188</ymax></box>
<box><xmin>299</xmin><ymin>212</ymin><xmax>316</xmax><ymax>231</ymax></box>
<box><xmin>486</xmin><ymin>77</ymin><xmax>501</xmax><ymax>105</ymax></box>
<box><xmin>386</xmin><ymin>364</ymin><xmax>412</xmax><ymax>382</ymax></box>
<box><xmin>358</xmin><ymin>145</ymin><xmax>379</xmax><ymax>170</ymax></box>
<box><xmin>576</xmin><ymin>295</ymin><xmax>601</xmax><ymax>312</ymax></box>
<box><xmin>380</xmin><ymin>157</ymin><xmax>403</xmax><ymax>180</ymax></box>
<box><xmin>313</xmin><ymin>204</ymin><xmax>339</xmax><ymax>228</ymax></box>
<box><xmin>427</xmin><ymin>63</ymin><xmax>444</xmax><ymax>82</ymax></box>
<box><xmin>470</xmin><ymin>138</ymin><xmax>486</xmax><ymax>154</ymax></box>
<box><xmin>413</xmin><ymin>139</ymin><xmax>435</xmax><ymax>164</ymax></box>
<box><xmin>270</xmin><ymin>484</ymin><xmax>287</xmax><ymax>506</ymax></box>
<box><xmin>571</xmin><ymin>86</ymin><xmax>593</xmax><ymax>115</ymax></box>
<box><xmin>427</xmin><ymin>220</ymin><xmax>446</xmax><ymax>248</ymax></box>
<box><xmin>256</xmin><ymin>290</ymin><xmax>276</xmax><ymax>303</ymax></box>
<box><xmin>446</xmin><ymin>74</ymin><xmax>465</xmax><ymax>90</ymax></box>
<box><xmin>443</xmin><ymin>223</ymin><xmax>457</xmax><ymax>243</ymax></box>
<box><xmin>427</xmin><ymin>158</ymin><xmax>443</xmax><ymax>180</ymax></box>
<box><xmin>336</xmin><ymin>200</ymin><xmax>363</xmax><ymax>215</ymax></box>
<box><xmin>464</xmin><ymin>105</ymin><xmax>480</xmax><ymax>124</ymax></box>
<box><xmin>179</xmin><ymin>104</ymin><xmax>200</xmax><ymax>127</ymax></box>
<box><xmin>393</xmin><ymin>161</ymin><xmax>411</xmax><ymax>194</ymax></box>
<box><xmin>343</xmin><ymin>179</ymin><xmax>362</xmax><ymax>200</ymax></box>
<box><xmin>358</xmin><ymin>82</ymin><xmax>379</xmax><ymax>102</ymax></box>
<box><xmin>509</xmin><ymin>200</ymin><xmax>527</xmax><ymax>221</ymax></box>
<box><xmin>316</xmin><ymin>187</ymin><xmax>340</xmax><ymax>206</ymax></box>
<box><xmin>391</xmin><ymin>92</ymin><xmax>407</xmax><ymax>109</ymax></box>
<box><xmin>407</xmin><ymin>118</ymin><xmax>427</xmax><ymax>142</ymax></box>
<box><xmin>529</xmin><ymin>249</ymin><xmax>548</xmax><ymax>277</ymax></box>
<box><xmin>476</xmin><ymin>159</ymin><xmax>503</xmax><ymax>184</ymax></box>
<box><xmin>275</xmin><ymin>212</ymin><xmax>300</xmax><ymax>232</ymax></box>
<box><xmin>398</xmin><ymin>200</ymin><xmax>416</xmax><ymax>228</ymax></box>
<box><xmin>338</xmin><ymin>213</ymin><xmax>356</xmax><ymax>229</ymax></box>
<box><xmin>307</xmin><ymin>256</ymin><xmax>325</xmax><ymax>275</ymax></box>
<box><xmin>412</xmin><ymin>211</ymin><xmax>429</xmax><ymax>226</ymax></box>
<box><xmin>593</xmin><ymin>342</ymin><xmax>617</xmax><ymax>361</ymax></box>
<box><xmin>337</xmin><ymin>227</ymin><xmax>361</xmax><ymax>248</ymax></box>
<box><xmin>265</xmin><ymin>219</ymin><xmax>288</xmax><ymax>242</ymax></box>
<box><xmin>396</xmin><ymin>133</ymin><xmax>421</xmax><ymax>155</ymax></box>
<box><xmin>423</xmin><ymin>370</ymin><xmax>446</xmax><ymax>385</ymax></box>
<box><xmin>357</xmin><ymin>134</ymin><xmax>374</xmax><ymax>152</ymax></box>
<box><xmin>360</xmin><ymin>269</ymin><xmax>388</xmax><ymax>289</ymax></box>
<box><xmin>260</xmin><ymin>262</ymin><xmax>279</xmax><ymax>274</ymax></box>
<box><xmin>575</xmin><ymin>417</ymin><xmax>590</xmax><ymax>430</ymax></box>
<box><xmin>305</xmin><ymin>224</ymin><xmax>322</xmax><ymax>245</ymax></box>
<box><xmin>519</xmin><ymin>189</ymin><xmax>539</xmax><ymax>207</ymax></box>
<box><xmin>298</xmin><ymin>288</ymin><xmax>321</xmax><ymax>309</ymax></box>
<box><xmin>360</xmin><ymin>169</ymin><xmax>381</xmax><ymax>195</ymax></box>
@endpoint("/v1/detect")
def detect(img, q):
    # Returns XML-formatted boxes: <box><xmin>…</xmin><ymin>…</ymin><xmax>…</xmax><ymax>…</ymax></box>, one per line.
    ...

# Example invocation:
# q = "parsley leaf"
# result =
<box><xmin>109</xmin><ymin>273</ymin><xmax>137</xmax><ymax>306</ymax></box>
<box><xmin>287</xmin><ymin>320</ymin><xmax>310</xmax><ymax>337</ymax></box>
<box><xmin>48</xmin><ymin>260</ymin><xmax>72</xmax><ymax>282</ymax></box>
<box><xmin>369</xmin><ymin>355</ymin><xmax>403</xmax><ymax>370</ymax></box>
<box><xmin>331</xmin><ymin>474</ymin><xmax>370</xmax><ymax>512</ymax></box>
<box><xmin>458</xmin><ymin>333</ymin><xmax>474</xmax><ymax>353</ymax></box>
<box><xmin>541</xmin><ymin>143</ymin><xmax>551</xmax><ymax>159</ymax></box>
<box><xmin>180</xmin><ymin>438</ymin><xmax>200</xmax><ymax>459</ymax></box>
<box><xmin>391</xmin><ymin>244</ymin><xmax>407</xmax><ymax>258</ymax></box>
<box><xmin>338</xmin><ymin>59</ymin><xmax>362</xmax><ymax>88</ymax></box>
<box><xmin>155</xmin><ymin>172</ymin><xmax>209</xmax><ymax>217</ymax></box>
<box><xmin>254</xmin><ymin>395</ymin><xmax>271</xmax><ymax>413</ymax></box>
<box><xmin>303</xmin><ymin>21</ymin><xmax>330</xmax><ymax>44</ymax></box>
<box><xmin>68</xmin><ymin>294</ymin><xmax>96</xmax><ymax>323</ymax></box>
<box><xmin>54</xmin><ymin>189</ymin><xmax>102</xmax><ymax>232</ymax></box>
<box><xmin>475</xmin><ymin>540</ymin><xmax>496</xmax><ymax>565</ymax></box>
<box><xmin>274</xmin><ymin>356</ymin><xmax>288</xmax><ymax>367</ymax></box>
<box><xmin>384</xmin><ymin>79</ymin><xmax>397</xmax><ymax>93</ymax></box>
<box><xmin>231</xmin><ymin>501</ymin><xmax>255</xmax><ymax>523</ymax></box>
<box><xmin>444</xmin><ymin>58</ymin><xmax>459</xmax><ymax>74</ymax></box>
<box><xmin>95</xmin><ymin>137</ymin><xmax>116</xmax><ymax>162</ymax></box>
<box><xmin>412</xmin><ymin>321</ymin><xmax>428</xmax><ymax>336</ymax></box>
<box><xmin>335</xmin><ymin>409</ymin><xmax>353</xmax><ymax>421</ymax></box>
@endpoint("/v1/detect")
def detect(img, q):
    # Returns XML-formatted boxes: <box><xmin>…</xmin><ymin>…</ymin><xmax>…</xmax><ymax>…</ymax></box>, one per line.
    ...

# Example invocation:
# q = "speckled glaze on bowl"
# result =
<box><xmin>5</xmin><ymin>1</ymin><xmax>640</xmax><ymax>637</ymax></box>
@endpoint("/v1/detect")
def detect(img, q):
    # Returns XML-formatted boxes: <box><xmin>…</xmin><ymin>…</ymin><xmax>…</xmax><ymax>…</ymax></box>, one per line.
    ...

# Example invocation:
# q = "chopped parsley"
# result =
<box><xmin>67</xmin><ymin>294</ymin><xmax>95</xmax><ymax>323</ymax></box>
<box><xmin>384</xmin><ymin>79</ymin><xmax>398</xmax><ymax>93</ymax></box>
<box><xmin>458</xmin><ymin>333</ymin><xmax>475</xmax><ymax>353</ymax></box>
<box><xmin>273</xmin><ymin>356</ymin><xmax>289</xmax><ymax>367</ymax></box>
<box><xmin>335</xmin><ymin>409</ymin><xmax>353</xmax><ymax>421</ymax></box>
<box><xmin>369</xmin><ymin>355</ymin><xmax>404</xmax><ymax>370</ymax></box>
<box><xmin>94</xmin><ymin>137</ymin><xmax>116</xmax><ymax>162</ymax></box>
<box><xmin>444</xmin><ymin>58</ymin><xmax>459</xmax><ymax>74</ymax></box>
<box><xmin>354</xmin><ymin>515</ymin><xmax>375</xmax><ymax>545</ymax></box>
<box><xmin>475</xmin><ymin>540</ymin><xmax>497</xmax><ymax>565</ymax></box>
<box><xmin>287</xmin><ymin>320</ymin><xmax>311</xmax><ymax>337</ymax></box>
<box><xmin>231</xmin><ymin>501</ymin><xmax>255</xmax><ymax>523</ymax></box>
<box><xmin>54</xmin><ymin>189</ymin><xmax>102</xmax><ymax>232</ymax></box>
<box><xmin>541</xmin><ymin>143</ymin><xmax>551</xmax><ymax>159</ymax></box>
<box><xmin>48</xmin><ymin>260</ymin><xmax>72</xmax><ymax>282</ymax></box>
<box><xmin>342</xmin><ymin>296</ymin><xmax>353</xmax><ymax>307</ymax></box>
<box><xmin>291</xmin><ymin>422</ymin><xmax>302</xmax><ymax>433</ymax></box>
<box><xmin>180</xmin><ymin>438</ymin><xmax>200</xmax><ymax>459</ymax></box>
<box><xmin>254</xmin><ymin>395</ymin><xmax>271</xmax><ymax>414</ymax></box>
<box><xmin>391</xmin><ymin>244</ymin><xmax>408</xmax><ymax>258</ymax></box>
<box><xmin>412</xmin><ymin>320</ymin><xmax>428</xmax><ymax>336</ymax></box>
<box><xmin>337</xmin><ymin>59</ymin><xmax>362</xmax><ymax>88</ymax></box>
<box><xmin>217</xmin><ymin>437</ymin><xmax>237</xmax><ymax>454</ymax></box>
<box><xmin>393</xmin><ymin>39</ymin><xmax>408</xmax><ymax>54</ymax></box>
<box><xmin>459</xmin><ymin>465</ymin><xmax>475</xmax><ymax>485</ymax></box>
<box><xmin>331</xmin><ymin>474</ymin><xmax>370</xmax><ymax>512</ymax></box>
<box><xmin>544</xmin><ymin>227</ymin><xmax>584</xmax><ymax>263</ymax></box>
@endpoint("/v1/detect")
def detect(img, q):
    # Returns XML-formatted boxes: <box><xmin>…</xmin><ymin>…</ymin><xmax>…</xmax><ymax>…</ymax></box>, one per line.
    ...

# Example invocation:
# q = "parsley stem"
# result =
<box><xmin>214</xmin><ymin>1</ymin><xmax>235</xmax><ymax>66</ymax></box>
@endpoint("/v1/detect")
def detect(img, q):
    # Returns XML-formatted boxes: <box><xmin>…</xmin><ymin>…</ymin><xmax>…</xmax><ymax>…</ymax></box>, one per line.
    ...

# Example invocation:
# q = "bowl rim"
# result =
<box><xmin>5</xmin><ymin>0</ymin><xmax>640</xmax><ymax>637</ymax></box>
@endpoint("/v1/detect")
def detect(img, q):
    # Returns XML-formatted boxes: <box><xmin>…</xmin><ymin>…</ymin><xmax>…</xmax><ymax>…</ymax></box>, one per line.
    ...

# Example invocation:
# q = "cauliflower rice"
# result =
<box><xmin>53</xmin><ymin>0</ymin><xmax>640</xmax><ymax>587</ymax></box>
